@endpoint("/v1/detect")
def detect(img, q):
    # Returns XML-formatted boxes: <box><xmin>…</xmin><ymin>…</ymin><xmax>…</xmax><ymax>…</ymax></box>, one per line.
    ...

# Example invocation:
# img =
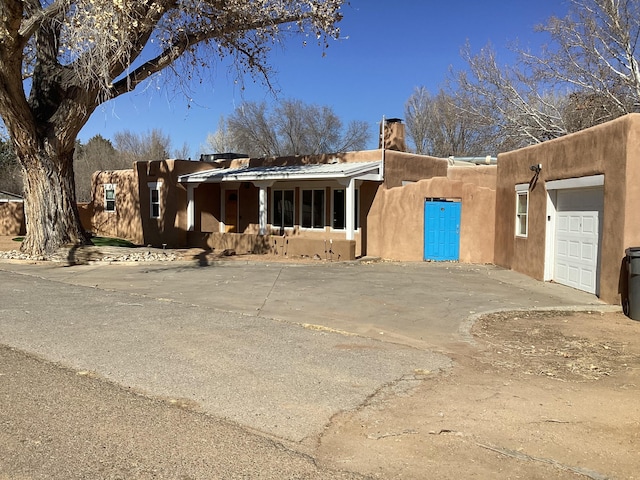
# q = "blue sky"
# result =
<box><xmin>79</xmin><ymin>0</ymin><xmax>567</xmax><ymax>156</ymax></box>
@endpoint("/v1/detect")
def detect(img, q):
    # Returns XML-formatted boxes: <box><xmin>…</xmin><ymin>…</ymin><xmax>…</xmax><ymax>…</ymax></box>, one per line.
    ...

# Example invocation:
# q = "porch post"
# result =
<box><xmin>186</xmin><ymin>184</ymin><xmax>196</xmax><ymax>232</ymax></box>
<box><xmin>254</xmin><ymin>181</ymin><xmax>273</xmax><ymax>235</ymax></box>
<box><xmin>345</xmin><ymin>177</ymin><xmax>355</xmax><ymax>241</ymax></box>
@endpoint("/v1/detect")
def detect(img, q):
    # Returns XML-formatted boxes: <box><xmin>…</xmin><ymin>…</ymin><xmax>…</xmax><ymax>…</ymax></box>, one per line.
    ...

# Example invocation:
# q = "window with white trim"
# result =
<box><xmin>148</xmin><ymin>182</ymin><xmax>162</xmax><ymax>219</ymax></box>
<box><xmin>332</xmin><ymin>188</ymin><xmax>359</xmax><ymax>230</ymax></box>
<box><xmin>301</xmin><ymin>189</ymin><xmax>325</xmax><ymax>229</ymax></box>
<box><xmin>516</xmin><ymin>190</ymin><xmax>528</xmax><ymax>237</ymax></box>
<box><xmin>273</xmin><ymin>189</ymin><xmax>294</xmax><ymax>228</ymax></box>
<box><xmin>104</xmin><ymin>184</ymin><xmax>116</xmax><ymax>212</ymax></box>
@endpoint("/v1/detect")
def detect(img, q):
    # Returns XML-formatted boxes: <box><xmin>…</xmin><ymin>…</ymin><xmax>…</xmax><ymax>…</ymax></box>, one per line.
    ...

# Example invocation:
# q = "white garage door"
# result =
<box><xmin>553</xmin><ymin>187</ymin><xmax>603</xmax><ymax>294</ymax></box>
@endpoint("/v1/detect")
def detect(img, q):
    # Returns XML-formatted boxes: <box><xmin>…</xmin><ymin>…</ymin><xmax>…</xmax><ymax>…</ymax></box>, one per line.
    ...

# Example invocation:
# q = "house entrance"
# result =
<box><xmin>225</xmin><ymin>189</ymin><xmax>238</xmax><ymax>233</ymax></box>
<box><xmin>424</xmin><ymin>199</ymin><xmax>461</xmax><ymax>261</ymax></box>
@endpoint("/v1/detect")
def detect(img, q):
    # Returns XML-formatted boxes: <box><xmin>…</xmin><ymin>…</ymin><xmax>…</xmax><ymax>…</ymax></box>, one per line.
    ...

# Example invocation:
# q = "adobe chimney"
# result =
<box><xmin>379</xmin><ymin>118</ymin><xmax>407</xmax><ymax>152</ymax></box>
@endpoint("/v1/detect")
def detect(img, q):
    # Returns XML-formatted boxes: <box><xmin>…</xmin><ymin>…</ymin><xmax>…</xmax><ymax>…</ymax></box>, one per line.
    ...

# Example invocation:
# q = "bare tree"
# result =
<box><xmin>228</xmin><ymin>101</ymin><xmax>281</xmax><ymax>156</ymax></box>
<box><xmin>0</xmin><ymin>0</ymin><xmax>344</xmax><ymax>255</ymax></box>
<box><xmin>220</xmin><ymin>99</ymin><xmax>370</xmax><ymax>156</ymax></box>
<box><xmin>456</xmin><ymin>0</ymin><xmax>640</xmax><ymax>149</ymax></box>
<box><xmin>203</xmin><ymin>116</ymin><xmax>237</xmax><ymax>154</ymax></box>
<box><xmin>528</xmin><ymin>0</ymin><xmax>640</xmax><ymax>117</ymax></box>
<box><xmin>115</xmin><ymin>129</ymin><xmax>172</xmax><ymax>163</ymax></box>
<box><xmin>173</xmin><ymin>142</ymin><xmax>192</xmax><ymax>160</ymax></box>
<box><xmin>404</xmin><ymin>87</ymin><xmax>431</xmax><ymax>155</ymax></box>
<box><xmin>456</xmin><ymin>43</ymin><xmax>568</xmax><ymax>150</ymax></box>
<box><xmin>404</xmin><ymin>86</ymin><xmax>496</xmax><ymax>156</ymax></box>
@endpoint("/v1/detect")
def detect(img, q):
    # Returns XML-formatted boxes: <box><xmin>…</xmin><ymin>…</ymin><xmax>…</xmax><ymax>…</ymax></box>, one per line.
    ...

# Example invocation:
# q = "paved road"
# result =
<box><xmin>0</xmin><ymin>259</ymin><xmax>610</xmax><ymax>477</ymax></box>
<box><xmin>0</xmin><ymin>344</ymin><xmax>365</xmax><ymax>479</ymax></box>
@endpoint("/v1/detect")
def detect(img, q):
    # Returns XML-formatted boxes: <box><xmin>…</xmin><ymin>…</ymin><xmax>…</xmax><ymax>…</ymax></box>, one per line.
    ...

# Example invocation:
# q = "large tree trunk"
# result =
<box><xmin>16</xmin><ymin>142</ymin><xmax>88</xmax><ymax>257</ymax></box>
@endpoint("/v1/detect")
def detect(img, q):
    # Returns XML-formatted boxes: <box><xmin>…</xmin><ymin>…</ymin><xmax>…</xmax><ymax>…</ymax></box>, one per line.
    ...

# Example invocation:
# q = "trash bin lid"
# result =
<box><xmin>626</xmin><ymin>247</ymin><xmax>640</xmax><ymax>257</ymax></box>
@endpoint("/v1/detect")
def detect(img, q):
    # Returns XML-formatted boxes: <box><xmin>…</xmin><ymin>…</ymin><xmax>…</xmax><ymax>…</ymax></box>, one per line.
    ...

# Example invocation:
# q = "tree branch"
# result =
<box><xmin>109</xmin><ymin>12</ymin><xmax>308</xmax><ymax>99</ymax></box>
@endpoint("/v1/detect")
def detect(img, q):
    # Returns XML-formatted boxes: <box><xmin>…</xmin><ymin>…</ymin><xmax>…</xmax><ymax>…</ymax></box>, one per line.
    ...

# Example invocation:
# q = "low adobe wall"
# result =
<box><xmin>367</xmin><ymin>172</ymin><xmax>496</xmax><ymax>263</ymax></box>
<box><xmin>0</xmin><ymin>201</ymin><xmax>25</xmax><ymax>235</ymax></box>
<box><xmin>195</xmin><ymin>232</ymin><xmax>356</xmax><ymax>260</ymax></box>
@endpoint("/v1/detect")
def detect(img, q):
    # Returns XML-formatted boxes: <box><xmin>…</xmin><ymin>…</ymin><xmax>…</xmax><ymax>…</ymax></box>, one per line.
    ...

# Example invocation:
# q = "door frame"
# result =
<box><xmin>423</xmin><ymin>198</ymin><xmax>461</xmax><ymax>261</ymax></box>
<box><xmin>221</xmin><ymin>187</ymin><xmax>239</xmax><ymax>233</ymax></box>
<box><xmin>544</xmin><ymin>175</ymin><xmax>604</xmax><ymax>292</ymax></box>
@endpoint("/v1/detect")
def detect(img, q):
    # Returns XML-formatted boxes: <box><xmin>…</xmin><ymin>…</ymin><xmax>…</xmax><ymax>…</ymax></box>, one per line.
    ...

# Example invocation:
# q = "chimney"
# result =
<box><xmin>379</xmin><ymin>118</ymin><xmax>407</xmax><ymax>152</ymax></box>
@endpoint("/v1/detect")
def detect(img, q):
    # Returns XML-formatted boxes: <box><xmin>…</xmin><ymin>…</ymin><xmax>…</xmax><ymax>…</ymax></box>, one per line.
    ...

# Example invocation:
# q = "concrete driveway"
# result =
<box><xmin>0</xmin><ymin>259</ymin><xmax>609</xmax><ymax>446</ymax></box>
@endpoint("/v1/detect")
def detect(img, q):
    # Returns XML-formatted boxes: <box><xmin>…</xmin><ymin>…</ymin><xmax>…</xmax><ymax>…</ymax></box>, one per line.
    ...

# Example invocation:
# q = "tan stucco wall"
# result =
<box><xmin>0</xmin><ymin>201</ymin><xmax>25</xmax><ymax>235</ymax></box>
<box><xmin>495</xmin><ymin>114</ymin><xmax>640</xmax><ymax>303</ymax></box>
<box><xmin>193</xmin><ymin>232</ymin><xmax>356</xmax><ymax>260</ymax></box>
<box><xmin>382</xmin><ymin>150</ymin><xmax>449</xmax><ymax>188</ymax></box>
<box><xmin>133</xmin><ymin>160</ymin><xmax>216</xmax><ymax>248</ymax></box>
<box><xmin>367</xmin><ymin>171</ymin><xmax>496</xmax><ymax>264</ymax></box>
<box><xmin>90</xmin><ymin>169</ymin><xmax>143</xmax><ymax>244</ymax></box>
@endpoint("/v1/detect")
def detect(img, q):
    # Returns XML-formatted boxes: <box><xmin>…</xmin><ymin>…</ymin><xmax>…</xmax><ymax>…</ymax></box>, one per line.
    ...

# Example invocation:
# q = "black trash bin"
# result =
<box><xmin>626</xmin><ymin>247</ymin><xmax>640</xmax><ymax>320</ymax></box>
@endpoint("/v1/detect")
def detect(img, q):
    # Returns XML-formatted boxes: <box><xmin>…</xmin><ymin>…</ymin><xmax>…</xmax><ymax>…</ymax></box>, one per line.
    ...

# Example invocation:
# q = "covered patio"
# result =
<box><xmin>177</xmin><ymin>160</ymin><xmax>383</xmax><ymax>259</ymax></box>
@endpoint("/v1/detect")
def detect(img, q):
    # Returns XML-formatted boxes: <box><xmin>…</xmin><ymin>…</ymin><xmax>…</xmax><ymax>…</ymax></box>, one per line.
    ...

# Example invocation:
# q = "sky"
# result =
<box><xmin>79</xmin><ymin>0</ymin><xmax>568</xmax><ymax>157</ymax></box>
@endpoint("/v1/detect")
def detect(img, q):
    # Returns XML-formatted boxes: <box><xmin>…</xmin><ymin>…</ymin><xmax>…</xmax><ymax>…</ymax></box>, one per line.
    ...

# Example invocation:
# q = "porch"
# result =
<box><xmin>178</xmin><ymin>161</ymin><xmax>383</xmax><ymax>260</ymax></box>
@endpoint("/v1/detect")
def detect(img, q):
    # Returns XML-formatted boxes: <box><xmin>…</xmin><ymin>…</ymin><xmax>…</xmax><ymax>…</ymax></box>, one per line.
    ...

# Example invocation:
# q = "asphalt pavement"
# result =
<box><xmin>0</xmin><ymin>257</ymin><xmax>613</xmax><ymax>476</ymax></box>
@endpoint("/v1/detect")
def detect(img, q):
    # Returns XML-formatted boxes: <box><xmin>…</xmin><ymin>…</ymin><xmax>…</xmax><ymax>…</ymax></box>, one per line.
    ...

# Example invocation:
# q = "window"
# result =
<box><xmin>148</xmin><ymin>182</ymin><xmax>162</xmax><ymax>219</ymax></box>
<box><xmin>332</xmin><ymin>188</ymin><xmax>359</xmax><ymax>230</ymax></box>
<box><xmin>301</xmin><ymin>189</ymin><xmax>325</xmax><ymax>228</ymax></box>
<box><xmin>104</xmin><ymin>184</ymin><xmax>116</xmax><ymax>212</ymax></box>
<box><xmin>516</xmin><ymin>190</ymin><xmax>528</xmax><ymax>237</ymax></box>
<box><xmin>273</xmin><ymin>189</ymin><xmax>294</xmax><ymax>228</ymax></box>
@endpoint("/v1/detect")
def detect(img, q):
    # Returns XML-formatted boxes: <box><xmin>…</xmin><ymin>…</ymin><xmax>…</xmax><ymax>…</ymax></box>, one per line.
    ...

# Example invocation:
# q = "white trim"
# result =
<box><xmin>515</xmin><ymin>183</ymin><xmax>529</xmax><ymax>192</ymax></box>
<box><xmin>330</xmin><ymin>186</ymin><xmax>360</xmax><ymax>233</ymax></box>
<box><xmin>104</xmin><ymin>183</ymin><xmax>116</xmax><ymax>213</ymax></box>
<box><xmin>147</xmin><ymin>181</ymin><xmax>162</xmax><ymax>219</ymax></box>
<box><xmin>544</xmin><ymin>190</ymin><xmax>558</xmax><ymax>281</ymax></box>
<box><xmin>515</xmin><ymin>190</ymin><xmax>529</xmax><ymax>238</ymax></box>
<box><xmin>546</xmin><ymin>174</ymin><xmax>604</xmax><ymax>190</ymax></box>
<box><xmin>299</xmin><ymin>187</ymin><xmax>326</xmax><ymax>230</ymax></box>
<box><xmin>271</xmin><ymin>188</ymin><xmax>295</xmax><ymax>230</ymax></box>
<box><xmin>186</xmin><ymin>184</ymin><xmax>195</xmax><ymax>231</ymax></box>
<box><xmin>345</xmin><ymin>178</ymin><xmax>356</xmax><ymax>240</ymax></box>
<box><xmin>178</xmin><ymin>161</ymin><xmax>383</xmax><ymax>184</ymax></box>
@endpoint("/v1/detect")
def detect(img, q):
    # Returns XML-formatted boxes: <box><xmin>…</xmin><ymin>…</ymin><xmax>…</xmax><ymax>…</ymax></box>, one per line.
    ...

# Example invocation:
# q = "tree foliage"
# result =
<box><xmin>207</xmin><ymin>99</ymin><xmax>370</xmax><ymax>156</ymax></box>
<box><xmin>0</xmin><ymin>134</ymin><xmax>21</xmax><ymax>194</ymax></box>
<box><xmin>0</xmin><ymin>0</ymin><xmax>345</xmax><ymax>255</ymax></box>
<box><xmin>73</xmin><ymin>129</ymin><xmax>186</xmax><ymax>202</ymax></box>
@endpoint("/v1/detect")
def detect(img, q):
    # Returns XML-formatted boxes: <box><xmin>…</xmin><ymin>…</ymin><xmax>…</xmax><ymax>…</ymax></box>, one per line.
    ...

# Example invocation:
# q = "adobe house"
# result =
<box><xmin>495</xmin><ymin>113</ymin><xmax>640</xmax><ymax>304</ymax></box>
<box><xmin>88</xmin><ymin>119</ymin><xmax>497</xmax><ymax>263</ymax></box>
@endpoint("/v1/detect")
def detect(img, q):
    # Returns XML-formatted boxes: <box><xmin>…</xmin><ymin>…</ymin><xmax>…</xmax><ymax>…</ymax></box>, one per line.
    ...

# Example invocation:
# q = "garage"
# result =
<box><xmin>550</xmin><ymin>186</ymin><xmax>603</xmax><ymax>295</ymax></box>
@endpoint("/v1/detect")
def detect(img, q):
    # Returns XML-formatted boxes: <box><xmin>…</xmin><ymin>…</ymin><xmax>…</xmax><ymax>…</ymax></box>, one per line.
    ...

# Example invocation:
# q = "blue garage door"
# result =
<box><xmin>424</xmin><ymin>200</ymin><xmax>461</xmax><ymax>261</ymax></box>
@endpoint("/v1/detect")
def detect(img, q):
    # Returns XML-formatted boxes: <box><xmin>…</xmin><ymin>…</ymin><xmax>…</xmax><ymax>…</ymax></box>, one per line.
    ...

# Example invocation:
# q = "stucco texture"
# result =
<box><xmin>90</xmin><ymin>169</ymin><xmax>143</xmax><ymax>244</ymax></box>
<box><xmin>367</xmin><ymin>168</ymin><xmax>496</xmax><ymax>264</ymax></box>
<box><xmin>495</xmin><ymin>113</ymin><xmax>640</xmax><ymax>304</ymax></box>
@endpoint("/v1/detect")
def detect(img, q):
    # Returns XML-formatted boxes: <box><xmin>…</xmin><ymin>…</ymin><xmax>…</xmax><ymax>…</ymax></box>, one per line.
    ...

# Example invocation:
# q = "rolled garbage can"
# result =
<box><xmin>625</xmin><ymin>247</ymin><xmax>640</xmax><ymax>320</ymax></box>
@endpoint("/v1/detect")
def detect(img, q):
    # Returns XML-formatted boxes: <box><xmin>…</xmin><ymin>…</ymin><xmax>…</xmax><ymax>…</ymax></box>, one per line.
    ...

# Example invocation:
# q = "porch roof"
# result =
<box><xmin>178</xmin><ymin>160</ymin><xmax>383</xmax><ymax>184</ymax></box>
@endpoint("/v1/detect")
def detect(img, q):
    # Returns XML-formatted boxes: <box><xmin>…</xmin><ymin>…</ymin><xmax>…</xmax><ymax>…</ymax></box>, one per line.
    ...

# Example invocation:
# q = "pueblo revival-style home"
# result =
<box><xmin>88</xmin><ymin>119</ymin><xmax>498</xmax><ymax>265</ymax></box>
<box><xmin>4</xmin><ymin>114</ymin><xmax>640</xmax><ymax>306</ymax></box>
